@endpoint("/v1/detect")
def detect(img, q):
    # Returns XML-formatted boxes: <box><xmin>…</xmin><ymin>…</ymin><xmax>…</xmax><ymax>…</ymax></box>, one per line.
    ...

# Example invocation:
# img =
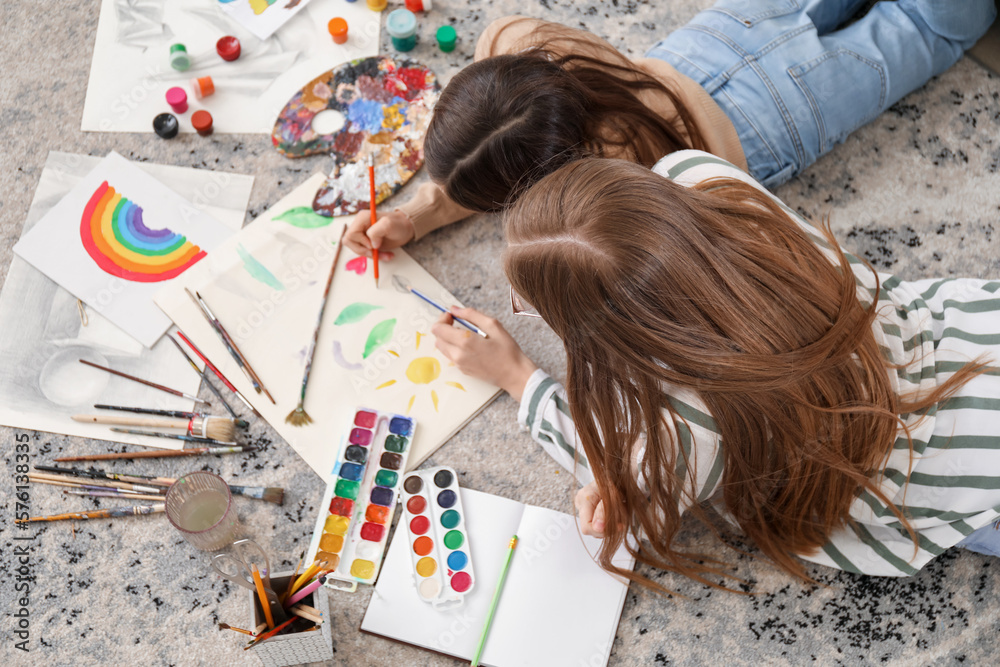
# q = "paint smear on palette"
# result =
<box><xmin>274</xmin><ymin>206</ymin><xmax>334</xmax><ymax>229</ymax></box>
<box><xmin>364</xmin><ymin>319</ymin><xmax>396</xmax><ymax>359</ymax></box>
<box><xmin>270</xmin><ymin>56</ymin><xmax>440</xmax><ymax>217</ymax></box>
<box><xmin>236</xmin><ymin>243</ymin><xmax>284</xmax><ymax>290</ymax></box>
<box><xmin>80</xmin><ymin>181</ymin><xmax>205</xmax><ymax>282</ymax></box>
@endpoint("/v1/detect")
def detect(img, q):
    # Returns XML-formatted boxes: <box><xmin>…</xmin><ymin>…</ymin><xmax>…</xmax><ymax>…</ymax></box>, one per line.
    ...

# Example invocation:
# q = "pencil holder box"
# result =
<box><xmin>306</xmin><ymin>408</ymin><xmax>417</xmax><ymax>592</ymax></box>
<box><xmin>248</xmin><ymin>570</ymin><xmax>332</xmax><ymax>667</ymax></box>
<box><xmin>399</xmin><ymin>465</ymin><xmax>475</xmax><ymax>607</ymax></box>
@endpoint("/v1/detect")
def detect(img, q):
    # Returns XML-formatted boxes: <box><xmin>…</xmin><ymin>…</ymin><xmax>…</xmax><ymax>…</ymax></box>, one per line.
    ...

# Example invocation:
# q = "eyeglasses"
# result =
<box><xmin>510</xmin><ymin>286</ymin><xmax>541</xmax><ymax>318</ymax></box>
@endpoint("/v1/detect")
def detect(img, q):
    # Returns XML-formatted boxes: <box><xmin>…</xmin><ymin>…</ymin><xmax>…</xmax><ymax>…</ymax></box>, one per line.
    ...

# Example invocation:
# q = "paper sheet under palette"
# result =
<box><xmin>307</xmin><ymin>408</ymin><xmax>416</xmax><ymax>591</ymax></box>
<box><xmin>400</xmin><ymin>466</ymin><xmax>475</xmax><ymax>607</ymax></box>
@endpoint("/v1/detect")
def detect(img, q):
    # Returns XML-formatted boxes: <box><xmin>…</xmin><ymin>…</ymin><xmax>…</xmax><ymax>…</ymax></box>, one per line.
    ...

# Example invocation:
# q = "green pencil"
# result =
<box><xmin>471</xmin><ymin>535</ymin><xmax>518</xmax><ymax>666</ymax></box>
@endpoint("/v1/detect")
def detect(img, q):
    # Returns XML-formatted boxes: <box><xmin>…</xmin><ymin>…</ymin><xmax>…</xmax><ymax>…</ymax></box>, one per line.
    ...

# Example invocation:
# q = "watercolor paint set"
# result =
<box><xmin>399</xmin><ymin>465</ymin><xmax>475</xmax><ymax>607</ymax></box>
<box><xmin>307</xmin><ymin>408</ymin><xmax>416</xmax><ymax>591</ymax></box>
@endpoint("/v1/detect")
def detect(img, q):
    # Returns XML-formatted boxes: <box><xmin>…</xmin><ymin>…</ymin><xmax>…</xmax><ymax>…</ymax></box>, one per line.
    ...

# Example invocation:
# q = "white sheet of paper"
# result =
<box><xmin>14</xmin><ymin>152</ymin><xmax>237</xmax><ymax>348</ymax></box>
<box><xmin>362</xmin><ymin>489</ymin><xmax>634</xmax><ymax>667</ymax></box>
<box><xmin>0</xmin><ymin>151</ymin><xmax>253</xmax><ymax>448</ymax></box>
<box><xmin>82</xmin><ymin>0</ymin><xmax>379</xmax><ymax>133</ymax></box>
<box><xmin>218</xmin><ymin>0</ymin><xmax>316</xmax><ymax>41</ymax></box>
<box><xmin>154</xmin><ymin>173</ymin><xmax>501</xmax><ymax>477</ymax></box>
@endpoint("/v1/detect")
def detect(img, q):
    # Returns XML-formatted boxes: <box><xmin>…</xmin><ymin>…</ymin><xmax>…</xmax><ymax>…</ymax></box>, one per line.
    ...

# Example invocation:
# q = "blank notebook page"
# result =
<box><xmin>361</xmin><ymin>488</ymin><xmax>634</xmax><ymax>666</ymax></box>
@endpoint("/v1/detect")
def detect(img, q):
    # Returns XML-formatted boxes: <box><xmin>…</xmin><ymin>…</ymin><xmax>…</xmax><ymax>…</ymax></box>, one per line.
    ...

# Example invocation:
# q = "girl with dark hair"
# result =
<box><xmin>345</xmin><ymin>1</ymin><xmax>996</xmax><ymax>258</ymax></box>
<box><xmin>430</xmin><ymin>151</ymin><xmax>1000</xmax><ymax>587</ymax></box>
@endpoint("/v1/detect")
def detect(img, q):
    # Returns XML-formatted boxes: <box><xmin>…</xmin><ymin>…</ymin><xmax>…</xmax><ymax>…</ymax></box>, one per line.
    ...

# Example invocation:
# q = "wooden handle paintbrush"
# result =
<box><xmin>78</xmin><ymin>359</ymin><xmax>209</xmax><ymax>406</ymax></box>
<box><xmin>28</xmin><ymin>471</ymin><xmax>164</xmax><ymax>494</ymax></box>
<box><xmin>54</xmin><ymin>444</ymin><xmax>258</xmax><ymax>462</ymax></box>
<box><xmin>15</xmin><ymin>503</ymin><xmax>165</xmax><ymax>524</ymax></box>
<box><xmin>72</xmin><ymin>414</ymin><xmax>235</xmax><ymax>442</ymax></box>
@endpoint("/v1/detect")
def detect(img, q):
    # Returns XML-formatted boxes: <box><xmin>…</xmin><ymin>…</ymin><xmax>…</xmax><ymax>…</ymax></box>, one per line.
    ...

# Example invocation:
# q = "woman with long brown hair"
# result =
<box><xmin>431</xmin><ymin>151</ymin><xmax>1000</xmax><ymax>585</ymax></box>
<box><xmin>346</xmin><ymin>1</ymin><xmax>995</xmax><ymax>259</ymax></box>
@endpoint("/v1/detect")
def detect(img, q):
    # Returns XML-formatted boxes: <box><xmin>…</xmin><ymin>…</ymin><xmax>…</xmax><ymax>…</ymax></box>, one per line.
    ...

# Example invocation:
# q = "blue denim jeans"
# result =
<box><xmin>958</xmin><ymin>519</ymin><xmax>1000</xmax><ymax>558</ymax></box>
<box><xmin>645</xmin><ymin>0</ymin><xmax>997</xmax><ymax>187</ymax></box>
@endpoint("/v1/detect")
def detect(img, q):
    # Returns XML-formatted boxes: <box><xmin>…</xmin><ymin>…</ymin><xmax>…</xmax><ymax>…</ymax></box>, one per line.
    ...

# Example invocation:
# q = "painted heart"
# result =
<box><xmin>346</xmin><ymin>256</ymin><xmax>367</xmax><ymax>275</ymax></box>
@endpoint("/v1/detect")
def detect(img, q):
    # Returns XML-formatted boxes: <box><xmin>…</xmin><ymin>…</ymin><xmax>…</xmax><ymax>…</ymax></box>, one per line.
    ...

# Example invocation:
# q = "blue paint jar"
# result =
<box><xmin>386</xmin><ymin>9</ymin><xmax>418</xmax><ymax>52</ymax></box>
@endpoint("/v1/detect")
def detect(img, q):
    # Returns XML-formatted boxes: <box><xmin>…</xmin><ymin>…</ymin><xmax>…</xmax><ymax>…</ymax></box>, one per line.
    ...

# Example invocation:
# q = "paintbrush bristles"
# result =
<box><xmin>284</xmin><ymin>405</ymin><xmax>313</xmax><ymax>427</ymax></box>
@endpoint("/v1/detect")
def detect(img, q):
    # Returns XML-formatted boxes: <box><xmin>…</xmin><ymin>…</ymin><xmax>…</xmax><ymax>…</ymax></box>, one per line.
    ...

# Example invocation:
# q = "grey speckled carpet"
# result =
<box><xmin>1</xmin><ymin>1</ymin><xmax>999</xmax><ymax>665</ymax></box>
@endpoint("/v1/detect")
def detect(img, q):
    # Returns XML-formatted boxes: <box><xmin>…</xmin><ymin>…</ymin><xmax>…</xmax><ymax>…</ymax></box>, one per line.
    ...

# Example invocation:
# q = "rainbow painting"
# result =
<box><xmin>80</xmin><ymin>181</ymin><xmax>206</xmax><ymax>282</ymax></box>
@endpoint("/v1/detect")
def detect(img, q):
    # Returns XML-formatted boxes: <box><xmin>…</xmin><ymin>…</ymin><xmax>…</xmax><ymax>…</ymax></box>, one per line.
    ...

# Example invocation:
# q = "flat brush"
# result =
<box><xmin>72</xmin><ymin>414</ymin><xmax>236</xmax><ymax>442</ymax></box>
<box><xmin>54</xmin><ymin>444</ymin><xmax>258</xmax><ymax>462</ymax></box>
<box><xmin>78</xmin><ymin>359</ymin><xmax>210</xmax><ymax>406</ymax></box>
<box><xmin>165</xmin><ymin>334</ymin><xmax>243</xmax><ymax>425</ymax></box>
<box><xmin>15</xmin><ymin>503</ymin><xmax>165</xmax><ymax>523</ymax></box>
<box><xmin>33</xmin><ymin>465</ymin><xmax>282</xmax><ymax>505</ymax></box>
<box><xmin>286</xmin><ymin>225</ymin><xmax>347</xmax><ymax>427</ymax></box>
<box><xmin>177</xmin><ymin>331</ymin><xmax>263</xmax><ymax>419</ymax></box>
<box><xmin>94</xmin><ymin>404</ymin><xmax>249</xmax><ymax>429</ymax></box>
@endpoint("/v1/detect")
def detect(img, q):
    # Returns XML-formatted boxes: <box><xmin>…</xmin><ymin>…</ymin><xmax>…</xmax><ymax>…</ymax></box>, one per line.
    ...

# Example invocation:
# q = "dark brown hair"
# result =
<box><xmin>503</xmin><ymin>159</ymin><xmax>986</xmax><ymax>590</ymax></box>
<box><xmin>425</xmin><ymin>21</ymin><xmax>705</xmax><ymax>213</ymax></box>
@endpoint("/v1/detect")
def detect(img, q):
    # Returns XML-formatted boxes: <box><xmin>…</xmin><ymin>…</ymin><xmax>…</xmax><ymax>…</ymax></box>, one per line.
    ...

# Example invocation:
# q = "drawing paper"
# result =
<box><xmin>14</xmin><ymin>152</ymin><xmax>236</xmax><ymax>348</ymax></box>
<box><xmin>154</xmin><ymin>173</ymin><xmax>501</xmax><ymax>477</ymax></box>
<box><xmin>218</xmin><ymin>0</ymin><xmax>316</xmax><ymax>41</ymax></box>
<box><xmin>83</xmin><ymin>0</ymin><xmax>379</xmax><ymax>133</ymax></box>
<box><xmin>362</xmin><ymin>489</ymin><xmax>635</xmax><ymax>667</ymax></box>
<box><xmin>0</xmin><ymin>151</ymin><xmax>253</xmax><ymax>448</ymax></box>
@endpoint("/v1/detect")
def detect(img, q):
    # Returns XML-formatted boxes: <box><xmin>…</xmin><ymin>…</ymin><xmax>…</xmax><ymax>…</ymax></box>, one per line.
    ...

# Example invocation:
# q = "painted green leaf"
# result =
<box><xmin>334</xmin><ymin>302</ymin><xmax>383</xmax><ymax>326</ymax></box>
<box><xmin>236</xmin><ymin>243</ymin><xmax>284</xmax><ymax>291</ymax></box>
<box><xmin>363</xmin><ymin>318</ymin><xmax>396</xmax><ymax>358</ymax></box>
<box><xmin>274</xmin><ymin>206</ymin><xmax>334</xmax><ymax>229</ymax></box>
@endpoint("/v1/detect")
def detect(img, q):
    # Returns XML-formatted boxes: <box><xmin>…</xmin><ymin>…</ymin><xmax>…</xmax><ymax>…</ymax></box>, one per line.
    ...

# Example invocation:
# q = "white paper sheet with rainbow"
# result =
<box><xmin>81</xmin><ymin>181</ymin><xmax>206</xmax><ymax>282</ymax></box>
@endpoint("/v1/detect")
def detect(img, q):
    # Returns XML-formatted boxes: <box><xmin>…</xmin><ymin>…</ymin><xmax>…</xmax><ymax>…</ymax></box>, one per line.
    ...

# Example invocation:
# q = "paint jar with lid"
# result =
<box><xmin>386</xmin><ymin>9</ymin><xmax>417</xmax><ymax>52</ymax></box>
<box><xmin>366</xmin><ymin>0</ymin><xmax>387</xmax><ymax>12</ymax></box>
<box><xmin>405</xmin><ymin>0</ymin><xmax>431</xmax><ymax>11</ymax></box>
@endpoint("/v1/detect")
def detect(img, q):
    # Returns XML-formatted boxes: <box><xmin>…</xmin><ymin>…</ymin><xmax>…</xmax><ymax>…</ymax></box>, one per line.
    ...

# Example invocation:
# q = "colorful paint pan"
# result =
<box><xmin>399</xmin><ymin>465</ymin><xmax>475</xmax><ymax>607</ymax></box>
<box><xmin>306</xmin><ymin>408</ymin><xmax>417</xmax><ymax>592</ymax></box>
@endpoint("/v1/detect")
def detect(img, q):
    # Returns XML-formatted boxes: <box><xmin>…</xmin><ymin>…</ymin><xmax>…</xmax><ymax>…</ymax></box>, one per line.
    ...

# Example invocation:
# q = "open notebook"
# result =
<box><xmin>362</xmin><ymin>489</ymin><xmax>635</xmax><ymax>666</ymax></box>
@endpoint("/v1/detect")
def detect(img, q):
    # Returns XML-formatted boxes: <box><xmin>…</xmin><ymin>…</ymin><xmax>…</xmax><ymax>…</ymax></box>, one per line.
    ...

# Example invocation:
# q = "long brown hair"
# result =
<box><xmin>503</xmin><ymin>159</ymin><xmax>985</xmax><ymax>589</ymax></box>
<box><xmin>425</xmin><ymin>20</ymin><xmax>705</xmax><ymax>213</ymax></box>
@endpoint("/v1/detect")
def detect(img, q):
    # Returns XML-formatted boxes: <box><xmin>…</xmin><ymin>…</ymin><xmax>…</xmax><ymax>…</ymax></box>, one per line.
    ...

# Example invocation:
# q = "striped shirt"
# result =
<box><xmin>517</xmin><ymin>150</ymin><xmax>1000</xmax><ymax>576</ymax></box>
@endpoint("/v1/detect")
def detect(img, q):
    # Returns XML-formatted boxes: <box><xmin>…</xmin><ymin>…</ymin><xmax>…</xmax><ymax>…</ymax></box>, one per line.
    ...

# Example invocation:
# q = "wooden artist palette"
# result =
<box><xmin>271</xmin><ymin>56</ymin><xmax>440</xmax><ymax>217</ymax></box>
<box><xmin>307</xmin><ymin>407</ymin><xmax>416</xmax><ymax>591</ymax></box>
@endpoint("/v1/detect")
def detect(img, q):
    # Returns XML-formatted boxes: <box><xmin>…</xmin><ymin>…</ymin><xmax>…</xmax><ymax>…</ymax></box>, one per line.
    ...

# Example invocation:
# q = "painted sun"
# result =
<box><xmin>374</xmin><ymin>333</ymin><xmax>465</xmax><ymax>413</ymax></box>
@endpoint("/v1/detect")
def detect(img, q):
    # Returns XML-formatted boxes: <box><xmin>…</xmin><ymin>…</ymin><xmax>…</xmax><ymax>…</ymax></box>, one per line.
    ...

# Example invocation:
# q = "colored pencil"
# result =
<box><xmin>165</xmin><ymin>334</ymin><xmax>243</xmax><ymax>424</ymax></box>
<box><xmin>288</xmin><ymin>560</ymin><xmax>323</xmax><ymax>596</ymax></box>
<box><xmin>78</xmin><ymin>359</ymin><xmax>209</xmax><ymax>406</ymax></box>
<box><xmin>288</xmin><ymin>604</ymin><xmax>322</xmax><ymax>625</ymax></box>
<box><xmin>471</xmin><ymin>535</ymin><xmax>518</xmax><ymax>667</ymax></box>
<box><xmin>252</xmin><ymin>565</ymin><xmax>276</xmax><ymax>630</ymax></box>
<box><xmin>15</xmin><ymin>503</ymin><xmax>165</xmax><ymax>524</ymax></box>
<box><xmin>281</xmin><ymin>558</ymin><xmax>303</xmax><ymax>604</ymax></box>
<box><xmin>244</xmin><ymin>616</ymin><xmax>297</xmax><ymax>650</ymax></box>
<box><xmin>55</xmin><ymin>444</ymin><xmax>257</xmax><ymax>462</ymax></box>
<box><xmin>284</xmin><ymin>575</ymin><xmax>325</xmax><ymax>608</ymax></box>
<box><xmin>94</xmin><ymin>403</ymin><xmax>248</xmax><ymax>430</ymax></box>
<box><xmin>176</xmin><ymin>331</ymin><xmax>262</xmax><ymax>419</ymax></box>
<box><xmin>391</xmin><ymin>274</ymin><xmax>488</xmax><ymax>338</ymax></box>
<box><xmin>368</xmin><ymin>153</ymin><xmax>379</xmax><ymax>287</ymax></box>
<box><xmin>285</xmin><ymin>225</ymin><xmax>348</xmax><ymax>427</ymax></box>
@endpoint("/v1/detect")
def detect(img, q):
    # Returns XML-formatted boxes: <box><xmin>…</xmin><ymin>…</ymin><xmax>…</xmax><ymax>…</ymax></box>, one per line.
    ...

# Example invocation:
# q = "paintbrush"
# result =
<box><xmin>368</xmin><ymin>153</ymin><xmax>380</xmax><ymax>288</ymax></box>
<box><xmin>79</xmin><ymin>359</ymin><xmax>210</xmax><ymax>406</ymax></box>
<box><xmin>28</xmin><ymin>471</ymin><xmax>164</xmax><ymax>494</ymax></box>
<box><xmin>177</xmin><ymin>331</ymin><xmax>262</xmax><ymax>419</ymax></box>
<box><xmin>219</xmin><ymin>623</ymin><xmax>256</xmax><ymax>637</ymax></box>
<box><xmin>72</xmin><ymin>413</ymin><xmax>236</xmax><ymax>442</ymax></box>
<box><xmin>27</xmin><ymin>477</ymin><xmax>158</xmax><ymax>497</ymax></box>
<box><xmin>391</xmin><ymin>274</ymin><xmax>489</xmax><ymax>338</ymax></box>
<box><xmin>165</xmin><ymin>334</ymin><xmax>244</xmax><ymax>425</ymax></box>
<box><xmin>15</xmin><ymin>503</ymin><xmax>165</xmax><ymax>524</ymax></box>
<box><xmin>54</xmin><ymin>444</ymin><xmax>258</xmax><ymax>462</ymax></box>
<box><xmin>188</xmin><ymin>289</ymin><xmax>276</xmax><ymax>404</ymax></box>
<box><xmin>64</xmin><ymin>490</ymin><xmax>166</xmax><ymax>502</ymax></box>
<box><xmin>286</xmin><ymin>225</ymin><xmax>348</xmax><ymax>427</ymax></box>
<box><xmin>94</xmin><ymin>403</ymin><xmax>249</xmax><ymax>430</ymax></box>
<box><xmin>106</xmin><ymin>427</ymin><xmax>235</xmax><ymax>445</ymax></box>
<box><xmin>244</xmin><ymin>616</ymin><xmax>300</xmax><ymax>650</ymax></box>
<box><xmin>33</xmin><ymin>465</ymin><xmax>283</xmax><ymax>505</ymax></box>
